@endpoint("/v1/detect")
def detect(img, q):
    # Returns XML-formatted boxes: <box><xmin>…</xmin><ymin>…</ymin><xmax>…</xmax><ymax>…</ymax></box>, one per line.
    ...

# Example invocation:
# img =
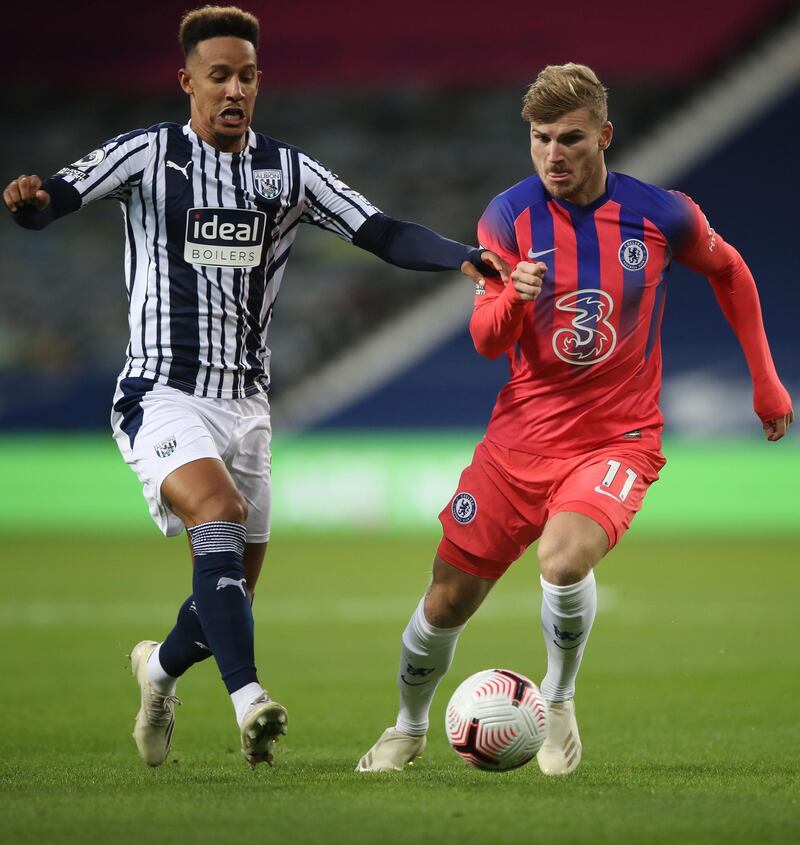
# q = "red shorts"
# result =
<box><xmin>438</xmin><ymin>437</ymin><xmax>665</xmax><ymax>580</ymax></box>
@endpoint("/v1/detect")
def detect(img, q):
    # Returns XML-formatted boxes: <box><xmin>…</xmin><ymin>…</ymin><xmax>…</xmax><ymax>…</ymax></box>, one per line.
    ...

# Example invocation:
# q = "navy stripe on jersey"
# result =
<box><xmin>530</xmin><ymin>200</ymin><xmax>556</xmax><ymax>334</ymax></box>
<box><xmin>644</xmin><ymin>276</ymin><xmax>668</xmax><ymax>362</ymax></box>
<box><xmin>304</xmin><ymin>187</ymin><xmax>355</xmax><ymax>237</ymax></box>
<box><xmin>165</xmin><ymin>130</ymin><xmax>202</xmax><ymax>391</ymax></box>
<box><xmin>229</xmin><ymin>150</ymin><xmax>246</xmax><ymax>396</ymax></box>
<box><xmin>124</xmin><ymin>206</ymin><xmax>137</xmax><ymax>300</ymax></box>
<box><xmin>288</xmin><ymin>149</ymin><xmax>301</xmax><ymax>208</ymax></box>
<box><xmin>82</xmin><ymin>144</ymin><xmax>149</xmax><ymax>198</ymax></box>
<box><xmin>136</xmin><ymin>178</ymin><xmax>150</xmax><ymax>376</ymax></box>
<box><xmin>571</xmin><ymin>209</ymin><xmax>603</xmax><ymax>351</ymax></box>
<box><xmin>106</xmin><ymin>128</ymin><xmax>152</xmax><ymax>154</ymax></box>
<box><xmin>617</xmin><ymin>208</ymin><xmax>647</xmax><ymax>339</ymax></box>
<box><xmin>213</xmin><ymin>147</ymin><xmax>229</xmax><ymax>398</ymax></box>
<box><xmin>305</xmin><ymin>161</ymin><xmax>372</xmax><ymax>226</ymax></box>
<box><xmin>151</xmin><ymin>129</ymin><xmax>166</xmax><ymax>379</ymax></box>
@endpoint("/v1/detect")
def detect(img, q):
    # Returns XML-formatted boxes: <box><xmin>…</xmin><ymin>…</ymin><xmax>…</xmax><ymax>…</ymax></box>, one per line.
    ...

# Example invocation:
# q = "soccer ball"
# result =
<box><xmin>445</xmin><ymin>669</ymin><xmax>549</xmax><ymax>771</ymax></box>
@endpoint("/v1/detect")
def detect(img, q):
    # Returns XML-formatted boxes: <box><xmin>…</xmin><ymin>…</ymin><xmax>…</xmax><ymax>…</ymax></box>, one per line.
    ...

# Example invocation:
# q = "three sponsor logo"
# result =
<box><xmin>553</xmin><ymin>289</ymin><xmax>617</xmax><ymax>365</ymax></box>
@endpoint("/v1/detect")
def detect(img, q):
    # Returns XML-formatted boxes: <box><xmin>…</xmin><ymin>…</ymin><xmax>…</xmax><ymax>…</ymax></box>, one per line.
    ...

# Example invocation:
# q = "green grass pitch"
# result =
<box><xmin>1</xmin><ymin>530</ymin><xmax>798</xmax><ymax>844</ymax></box>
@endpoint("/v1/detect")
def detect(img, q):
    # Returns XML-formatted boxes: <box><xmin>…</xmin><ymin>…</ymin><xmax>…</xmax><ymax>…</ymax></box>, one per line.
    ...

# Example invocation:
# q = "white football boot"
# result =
<box><xmin>355</xmin><ymin>727</ymin><xmax>427</xmax><ymax>772</ymax></box>
<box><xmin>536</xmin><ymin>699</ymin><xmax>582</xmax><ymax>775</ymax></box>
<box><xmin>130</xmin><ymin>640</ymin><xmax>181</xmax><ymax>767</ymax></box>
<box><xmin>240</xmin><ymin>693</ymin><xmax>289</xmax><ymax>767</ymax></box>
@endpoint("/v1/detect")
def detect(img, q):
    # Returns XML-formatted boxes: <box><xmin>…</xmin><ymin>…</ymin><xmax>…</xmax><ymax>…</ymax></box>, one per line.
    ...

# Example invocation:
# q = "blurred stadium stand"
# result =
<box><xmin>1</xmin><ymin>0</ymin><xmax>797</xmax><ymax>433</ymax></box>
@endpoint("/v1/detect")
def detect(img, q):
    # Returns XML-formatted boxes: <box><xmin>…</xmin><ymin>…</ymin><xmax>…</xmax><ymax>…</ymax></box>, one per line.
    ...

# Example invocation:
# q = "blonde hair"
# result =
<box><xmin>521</xmin><ymin>63</ymin><xmax>608</xmax><ymax>125</ymax></box>
<box><xmin>179</xmin><ymin>5</ymin><xmax>260</xmax><ymax>58</ymax></box>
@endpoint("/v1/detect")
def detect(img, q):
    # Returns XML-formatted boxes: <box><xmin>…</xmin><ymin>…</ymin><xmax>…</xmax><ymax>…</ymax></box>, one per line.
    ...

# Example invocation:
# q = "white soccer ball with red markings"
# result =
<box><xmin>445</xmin><ymin>668</ymin><xmax>549</xmax><ymax>771</ymax></box>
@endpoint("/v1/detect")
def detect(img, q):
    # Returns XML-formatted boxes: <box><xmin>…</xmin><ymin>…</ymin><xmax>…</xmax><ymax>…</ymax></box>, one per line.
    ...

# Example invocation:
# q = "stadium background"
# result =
<box><xmin>1</xmin><ymin>2</ymin><xmax>798</xmax><ymax>843</ymax></box>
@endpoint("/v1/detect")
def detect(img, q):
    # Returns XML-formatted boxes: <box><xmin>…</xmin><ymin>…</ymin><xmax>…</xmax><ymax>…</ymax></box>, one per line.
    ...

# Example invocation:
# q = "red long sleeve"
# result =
<box><xmin>469</xmin><ymin>278</ymin><xmax>530</xmax><ymax>359</ymax></box>
<box><xmin>675</xmin><ymin>196</ymin><xmax>792</xmax><ymax>422</ymax></box>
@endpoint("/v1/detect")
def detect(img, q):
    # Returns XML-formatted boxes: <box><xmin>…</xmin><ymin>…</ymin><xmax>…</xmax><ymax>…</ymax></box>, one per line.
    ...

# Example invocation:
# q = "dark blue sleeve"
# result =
<box><xmin>352</xmin><ymin>212</ymin><xmax>493</xmax><ymax>274</ymax></box>
<box><xmin>10</xmin><ymin>177</ymin><xmax>82</xmax><ymax>231</ymax></box>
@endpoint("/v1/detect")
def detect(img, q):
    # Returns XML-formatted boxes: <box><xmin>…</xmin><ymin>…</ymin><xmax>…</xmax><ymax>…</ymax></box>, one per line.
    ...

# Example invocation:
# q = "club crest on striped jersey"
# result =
<box><xmin>618</xmin><ymin>238</ymin><xmax>648</xmax><ymax>271</ymax></box>
<box><xmin>553</xmin><ymin>289</ymin><xmax>617</xmax><ymax>365</ymax></box>
<box><xmin>253</xmin><ymin>169</ymin><xmax>282</xmax><ymax>200</ymax></box>
<box><xmin>184</xmin><ymin>207</ymin><xmax>267</xmax><ymax>268</ymax></box>
<box><xmin>452</xmin><ymin>492</ymin><xmax>477</xmax><ymax>524</ymax></box>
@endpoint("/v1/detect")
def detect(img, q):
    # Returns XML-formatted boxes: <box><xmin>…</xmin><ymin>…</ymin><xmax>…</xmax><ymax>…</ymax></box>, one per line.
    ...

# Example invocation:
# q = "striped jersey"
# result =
<box><xmin>473</xmin><ymin>171</ymin><xmax>725</xmax><ymax>457</ymax></box>
<box><xmin>50</xmin><ymin>121</ymin><xmax>380</xmax><ymax>398</ymax></box>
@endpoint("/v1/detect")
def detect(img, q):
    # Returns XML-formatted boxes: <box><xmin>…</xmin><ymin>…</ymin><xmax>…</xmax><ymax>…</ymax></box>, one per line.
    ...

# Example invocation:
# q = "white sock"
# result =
<box><xmin>146</xmin><ymin>644</ymin><xmax>178</xmax><ymax>695</ymax></box>
<box><xmin>395</xmin><ymin>596</ymin><xmax>466</xmax><ymax>736</ymax></box>
<box><xmin>231</xmin><ymin>682</ymin><xmax>267</xmax><ymax>726</ymax></box>
<box><xmin>539</xmin><ymin>570</ymin><xmax>597</xmax><ymax>702</ymax></box>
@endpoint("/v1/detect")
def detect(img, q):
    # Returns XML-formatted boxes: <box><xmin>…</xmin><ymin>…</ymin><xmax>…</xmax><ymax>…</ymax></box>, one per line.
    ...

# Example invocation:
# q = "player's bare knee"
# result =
<box><xmin>190</xmin><ymin>490</ymin><xmax>248</xmax><ymax>526</ymax></box>
<box><xmin>424</xmin><ymin>584</ymin><xmax>476</xmax><ymax>628</ymax></box>
<box><xmin>537</xmin><ymin>537</ymin><xmax>594</xmax><ymax>586</ymax></box>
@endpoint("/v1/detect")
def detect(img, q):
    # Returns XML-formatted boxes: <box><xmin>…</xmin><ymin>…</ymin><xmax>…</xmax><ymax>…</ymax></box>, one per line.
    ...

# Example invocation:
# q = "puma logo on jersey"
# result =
<box><xmin>216</xmin><ymin>577</ymin><xmax>247</xmax><ymax>597</ymax></box>
<box><xmin>167</xmin><ymin>160</ymin><xmax>192</xmax><ymax>180</ymax></box>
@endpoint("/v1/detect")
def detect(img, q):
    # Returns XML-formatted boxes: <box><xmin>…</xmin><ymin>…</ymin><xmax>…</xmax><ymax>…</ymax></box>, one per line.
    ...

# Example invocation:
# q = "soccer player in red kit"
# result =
<box><xmin>356</xmin><ymin>63</ymin><xmax>793</xmax><ymax>775</ymax></box>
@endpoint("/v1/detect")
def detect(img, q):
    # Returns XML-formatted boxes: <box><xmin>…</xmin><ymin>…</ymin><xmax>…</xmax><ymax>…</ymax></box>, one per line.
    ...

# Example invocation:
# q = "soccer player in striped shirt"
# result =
<box><xmin>2</xmin><ymin>5</ymin><xmax>507</xmax><ymax>770</ymax></box>
<box><xmin>356</xmin><ymin>63</ymin><xmax>793</xmax><ymax>775</ymax></box>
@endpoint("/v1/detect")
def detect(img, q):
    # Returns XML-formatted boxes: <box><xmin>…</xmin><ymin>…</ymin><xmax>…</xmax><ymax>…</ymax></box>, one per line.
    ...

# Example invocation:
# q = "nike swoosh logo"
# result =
<box><xmin>528</xmin><ymin>247</ymin><xmax>558</xmax><ymax>259</ymax></box>
<box><xmin>400</xmin><ymin>676</ymin><xmax>431</xmax><ymax>686</ymax></box>
<box><xmin>593</xmin><ymin>485</ymin><xmax>621</xmax><ymax>502</ymax></box>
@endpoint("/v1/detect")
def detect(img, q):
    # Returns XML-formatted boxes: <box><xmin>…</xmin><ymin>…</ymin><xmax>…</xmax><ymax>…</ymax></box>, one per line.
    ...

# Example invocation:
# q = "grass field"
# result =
<box><xmin>1</xmin><ymin>529</ymin><xmax>798</xmax><ymax>844</ymax></box>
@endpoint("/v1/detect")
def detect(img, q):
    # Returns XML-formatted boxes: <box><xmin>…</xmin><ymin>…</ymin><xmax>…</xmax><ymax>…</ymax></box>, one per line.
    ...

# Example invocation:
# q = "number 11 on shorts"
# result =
<box><xmin>600</xmin><ymin>460</ymin><xmax>637</xmax><ymax>502</ymax></box>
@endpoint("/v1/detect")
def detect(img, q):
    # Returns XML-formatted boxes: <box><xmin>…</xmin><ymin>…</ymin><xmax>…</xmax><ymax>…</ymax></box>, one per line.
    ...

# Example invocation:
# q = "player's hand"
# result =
<box><xmin>3</xmin><ymin>174</ymin><xmax>51</xmax><ymax>213</ymax></box>
<box><xmin>511</xmin><ymin>260</ymin><xmax>545</xmax><ymax>301</ymax></box>
<box><xmin>762</xmin><ymin>408</ymin><xmax>793</xmax><ymax>442</ymax></box>
<box><xmin>461</xmin><ymin>250</ymin><xmax>510</xmax><ymax>288</ymax></box>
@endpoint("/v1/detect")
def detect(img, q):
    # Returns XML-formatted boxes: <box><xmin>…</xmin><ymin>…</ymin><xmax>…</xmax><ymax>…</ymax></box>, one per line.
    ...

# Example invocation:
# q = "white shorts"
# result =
<box><xmin>111</xmin><ymin>379</ymin><xmax>272</xmax><ymax>542</ymax></box>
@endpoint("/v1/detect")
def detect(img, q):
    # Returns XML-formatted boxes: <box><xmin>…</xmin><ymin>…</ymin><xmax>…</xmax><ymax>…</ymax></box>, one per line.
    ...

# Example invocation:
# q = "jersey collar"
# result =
<box><xmin>550</xmin><ymin>172</ymin><xmax>617</xmax><ymax>216</ymax></box>
<box><xmin>183</xmin><ymin>121</ymin><xmax>257</xmax><ymax>155</ymax></box>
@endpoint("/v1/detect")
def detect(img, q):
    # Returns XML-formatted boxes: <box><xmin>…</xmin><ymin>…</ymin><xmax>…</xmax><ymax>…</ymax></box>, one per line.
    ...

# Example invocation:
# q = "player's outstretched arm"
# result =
<box><xmin>3</xmin><ymin>173</ymin><xmax>72</xmax><ymax>231</ymax></box>
<box><xmin>701</xmin><ymin>254</ymin><xmax>792</xmax><ymax>442</ymax></box>
<box><xmin>352</xmin><ymin>213</ymin><xmax>507</xmax><ymax>281</ymax></box>
<box><xmin>3</xmin><ymin>174</ymin><xmax>51</xmax><ymax>214</ymax></box>
<box><xmin>674</xmin><ymin>196</ymin><xmax>793</xmax><ymax>442</ymax></box>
